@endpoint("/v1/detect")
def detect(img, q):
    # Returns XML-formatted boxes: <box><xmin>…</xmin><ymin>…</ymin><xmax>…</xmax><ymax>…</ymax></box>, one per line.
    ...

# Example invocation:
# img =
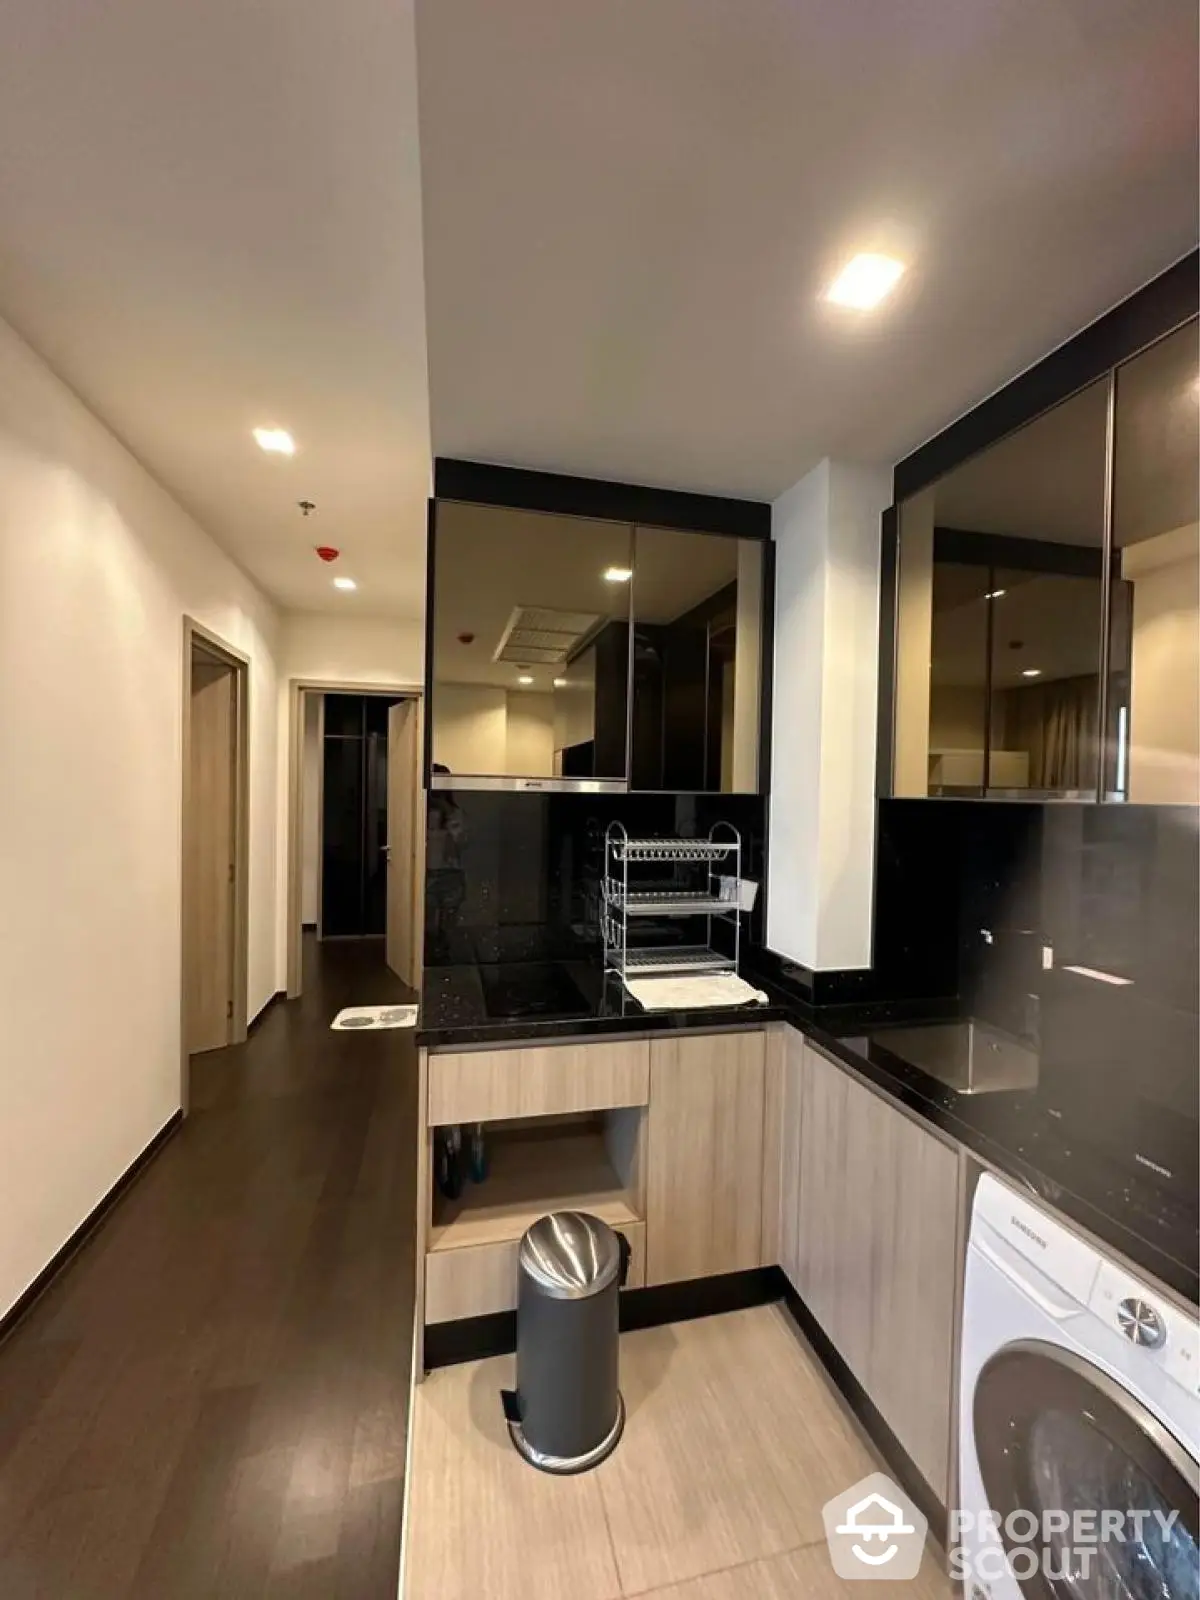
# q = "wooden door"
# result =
<box><xmin>645</xmin><ymin>1031</ymin><xmax>765</xmax><ymax>1285</ymax></box>
<box><xmin>386</xmin><ymin>699</ymin><xmax>423</xmax><ymax>987</ymax></box>
<box><xmin>185</xmin><ymin>655</ymin><xmax>236</xmax><ymax>1054</ymax></box>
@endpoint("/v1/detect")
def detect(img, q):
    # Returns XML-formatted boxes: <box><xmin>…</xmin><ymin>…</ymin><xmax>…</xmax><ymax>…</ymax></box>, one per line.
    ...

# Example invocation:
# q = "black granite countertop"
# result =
<box><xmin>418</xmin><ymin>960</ymin><xmax>791</xmax><ymax>1046</ymax></box>
<box><xmin>793</xmin><ymin>1005</ymin><xmax>1198</xmax><ymax>1309</ymax></box>
<box><xmin>418</xmin><ymin>959</ymin><xmax>1199</xmax><ymax>1306</ymax></box>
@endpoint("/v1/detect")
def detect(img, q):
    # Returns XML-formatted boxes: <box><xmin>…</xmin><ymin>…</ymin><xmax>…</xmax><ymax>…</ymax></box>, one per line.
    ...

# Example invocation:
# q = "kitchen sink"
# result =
<box><xmin>868</xmin><ymin>1018</ymin><xmax>1039</xmax><ymax>1096</ymax></box>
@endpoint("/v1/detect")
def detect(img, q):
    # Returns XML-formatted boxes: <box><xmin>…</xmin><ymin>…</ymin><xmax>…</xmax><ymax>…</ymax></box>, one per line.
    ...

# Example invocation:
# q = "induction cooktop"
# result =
<box><xmin>478</xmin><ymin>962</ymin><xmax>592</xmax><ymax>1022</ymax></box>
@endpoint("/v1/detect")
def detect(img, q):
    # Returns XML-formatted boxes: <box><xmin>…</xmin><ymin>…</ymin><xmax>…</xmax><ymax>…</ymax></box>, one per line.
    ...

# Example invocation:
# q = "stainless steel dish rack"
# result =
<box><xmin>602</xmin><ymin>821</ymin><xmax>743</xmax><ymax>982</ymax></box>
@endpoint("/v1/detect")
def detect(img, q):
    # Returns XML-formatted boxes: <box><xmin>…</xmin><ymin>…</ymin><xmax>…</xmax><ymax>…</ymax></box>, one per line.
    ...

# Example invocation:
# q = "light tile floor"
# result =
<box><xmin>402</xmin><ymin>1304</ymin><xmax>956</xmax><ymax>1598</ymax></box>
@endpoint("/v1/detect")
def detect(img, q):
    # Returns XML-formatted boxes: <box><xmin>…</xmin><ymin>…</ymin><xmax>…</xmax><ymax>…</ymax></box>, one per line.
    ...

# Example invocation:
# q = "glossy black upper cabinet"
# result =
<box><xmin>891</xmin><ymin>320</ymin><xmax>1200</xmax><ymax>803</ymax></box>
<box><xmin>430</xmin><ymin>502</ymin><xmax>633</xmax><ymax>786</ymax></box>
<box><xmin>629</xmin><ymin>526</ymin><xmax>763</xmax><ymax>792</ymax></box>
<box><xmin>1105</xmin><ymin>319</ymin><xmax>1200</xmax><ymax>804</ymax></box>
<box><xmin>893</xmin><ymin>379</ymin><xmax>1108</xmax><ymax>798</ymax></box>
<box><xmin>884</xmin><ymin>251</ymin><xmax>1198</xmax><ymax>807</ymax></box>
<box><xmin>428</xmin><ymin>500</ymin><xmax>765</xmax><ymax>792</ymax></box>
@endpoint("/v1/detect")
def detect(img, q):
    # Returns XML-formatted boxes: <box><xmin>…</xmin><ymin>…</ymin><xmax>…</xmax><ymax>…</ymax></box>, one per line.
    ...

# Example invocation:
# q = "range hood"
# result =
<box><xmin>429</xmin><ymin>773</ymin><xmax>627</xmax><ymax>793</ymax></box>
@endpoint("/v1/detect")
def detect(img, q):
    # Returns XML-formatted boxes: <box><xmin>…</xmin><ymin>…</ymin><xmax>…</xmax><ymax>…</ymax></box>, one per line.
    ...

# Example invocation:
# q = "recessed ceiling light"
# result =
<box><xmin>985</xmin><ymin>588</ymin><xmax>1007</xmax><ymax>600</ymax></box>
<box><xmin>517</xmin><ymin>674</ymin><xmax>534</xmax><ymax>686</ymax></box>
<box><xmin>332</xmin><ymin>576</ymin><xmax>356</xmax><ymax>591</ymax></box>
<box><xmin>1022</xmin><ymin>668</ymin><xmax>1041</xmax><ymax>678</ymax></box>
<box><xmin>823</xmin><ymin>253</ymin><xmax>906</xmax><ymax>310</ymax></box>
<box><xmin>553</xmin><ymin>677</ymin><xmax>568</xmax><ymax>688</ymax></box>
<box><xmin>253</xmin><ymin>426</ymin><xmax>296</xmax><ymax>455</ymax></box>
<box><xmin>603</xmin><ymin>566</ymin><xmax>633</xmax><ymax>583</ymax></box>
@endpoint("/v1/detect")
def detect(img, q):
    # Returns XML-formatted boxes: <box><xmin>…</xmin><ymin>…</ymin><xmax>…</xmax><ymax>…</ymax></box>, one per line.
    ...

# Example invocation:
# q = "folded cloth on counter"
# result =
<box><xmin>623</xmin><ymin>973</ymin><xmax>770</xmax><ymax>1011</ymax></box>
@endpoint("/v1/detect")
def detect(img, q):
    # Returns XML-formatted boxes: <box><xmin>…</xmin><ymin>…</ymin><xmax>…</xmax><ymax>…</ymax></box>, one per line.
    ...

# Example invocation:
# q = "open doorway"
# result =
<box><xmin>287</xmin><ymin>682</ymin><xmax>423</xmax><ymax>1000</ymax></box>
<box><xmin>181</xmin><ymin>620</ymin><xmax>249</xmax><ymax>1103</ymax></box>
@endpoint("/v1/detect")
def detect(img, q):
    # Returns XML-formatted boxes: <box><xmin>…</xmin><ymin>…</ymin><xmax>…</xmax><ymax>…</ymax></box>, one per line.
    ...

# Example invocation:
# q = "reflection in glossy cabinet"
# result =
<box><xmin>645</xmin><ymin>1031</ymin><xmax>766</xmax><ymax>1286</ymax></box>
<box><xmin>785</xmin><ymin>1037</ymin><xmax>962</xmax><ymax>1502</ymax></box>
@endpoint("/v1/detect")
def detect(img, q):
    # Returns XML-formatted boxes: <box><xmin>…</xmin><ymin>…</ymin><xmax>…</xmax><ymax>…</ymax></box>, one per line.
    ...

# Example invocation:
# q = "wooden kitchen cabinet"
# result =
<box><xmin>863</xmin><ymin>1083</ymin><xmax>962</xmax><ymax>1501</ymax></box>
<box><xmin>425</xmin><ymin>1221</ymin><xmax>647</xmax><ymax>1324</ymax></box>
<box><xmin>426</xmin><ymin>1038</ymin><xmax>649</xmax><ymax>1126</ymax></box>
<box><xmin>792</xmin><ymin>1040</ymin><xmax>871</xmax><ymax>1375</ymax></box>
<box><xmin>645</xmin><ymin>1030</ymin><xmax>766</xmax><ymax>1286</ymax></box>
<box><xmin>775</xmin><ymin>1024</ymin><xmax>807</xmax><ymax>1290</ymax></box>
<box><xmin>785</xmin><ymin>1034</ymin><xmax>962</xmax><ymax>1503</ymax></box>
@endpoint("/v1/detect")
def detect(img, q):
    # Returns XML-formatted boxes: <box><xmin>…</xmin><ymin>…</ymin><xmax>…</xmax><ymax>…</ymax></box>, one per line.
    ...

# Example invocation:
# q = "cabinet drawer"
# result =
<box><xmin>427</xmin><ymin>1040</ymin><xmax>650</xmax><ymax>1126</ymax></box>
<box><xmin>425</xmin><ymin>1222</ymin><xmax>646</xmax><ymax>1325</ymax></box>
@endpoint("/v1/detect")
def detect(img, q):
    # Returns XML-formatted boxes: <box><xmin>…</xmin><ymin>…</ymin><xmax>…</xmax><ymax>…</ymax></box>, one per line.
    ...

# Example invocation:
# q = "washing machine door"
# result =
<box><xmin>974</xmin><ymin>1339</ymin><xmax>1199</xmax><ymax>1598</ymax></box>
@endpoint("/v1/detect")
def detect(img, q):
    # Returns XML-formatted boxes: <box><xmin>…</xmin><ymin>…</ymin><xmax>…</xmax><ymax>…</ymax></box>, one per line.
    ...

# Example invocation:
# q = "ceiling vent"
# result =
<box><xmin>493</xmin><ymin>605</ymin><xmax>603</xmax><ymax>666</ymax></box>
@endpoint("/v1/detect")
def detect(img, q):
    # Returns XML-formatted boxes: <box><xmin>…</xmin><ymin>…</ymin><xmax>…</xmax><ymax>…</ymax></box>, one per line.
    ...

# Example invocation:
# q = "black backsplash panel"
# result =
<box><xmin>872</xmin><ymin>800</ymin><xmax>1046</xmax><ymax>1005</ymax></box>
<box><xmin>425</xmin><ymin>790</ymin><xmax>766</xmax><ymax>968</ymax></box>
<box><xmin>873</xmin><ymin>799</ymin><xmax>1199</xmax><ymax>1192</ymax></box>
<box><xmin>873</xmin><ymin>799</ymin><xmax>1199</xmax><ymax>1003</ymax></box>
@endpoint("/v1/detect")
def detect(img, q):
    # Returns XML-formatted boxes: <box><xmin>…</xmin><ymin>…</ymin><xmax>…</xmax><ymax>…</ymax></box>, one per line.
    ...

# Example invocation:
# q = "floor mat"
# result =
<box><xmin>331</xmin><ymin>1004</ymin><xmax>418</xmax><ymax>1031</ymax></box>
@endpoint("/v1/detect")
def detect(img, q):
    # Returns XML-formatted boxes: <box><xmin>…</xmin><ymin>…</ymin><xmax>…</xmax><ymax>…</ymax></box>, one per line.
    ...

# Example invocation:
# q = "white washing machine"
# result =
<box><xmin>958</xmin><ymin>1172</ymin><xmax>1199</xmax><ymax>1599</ymax></box>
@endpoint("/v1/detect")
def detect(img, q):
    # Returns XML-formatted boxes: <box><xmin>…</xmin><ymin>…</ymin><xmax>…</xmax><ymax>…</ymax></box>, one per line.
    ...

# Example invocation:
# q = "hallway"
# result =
<box><xmin>0</xmin><ymin>937</ymin><xmax>419</xmax><ymax>1600</ymax></box>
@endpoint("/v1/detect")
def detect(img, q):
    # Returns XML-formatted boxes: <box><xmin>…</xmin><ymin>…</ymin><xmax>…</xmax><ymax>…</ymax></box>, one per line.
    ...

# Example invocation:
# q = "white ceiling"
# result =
<box><xmin>0</xmin><ymin>0</ymin><xmax>1195</xmax><ymax>623</ymax></box>
<box><xmin>0</xmin><ymin>0</ymin><xmax>432</xmax><ymax>619</ymax></box>
<box><xmin>417</xmin><ymin>0</ymin><xmax>1198</xmax><ymax>499</ymax></box>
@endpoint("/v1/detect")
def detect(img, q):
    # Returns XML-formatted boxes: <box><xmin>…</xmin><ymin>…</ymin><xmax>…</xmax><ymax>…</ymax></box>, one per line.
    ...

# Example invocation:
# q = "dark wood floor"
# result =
<box><xmin>0</xmin><ymin>937</ymin><xmax>418</xmax><ymax>1599</ymax></box>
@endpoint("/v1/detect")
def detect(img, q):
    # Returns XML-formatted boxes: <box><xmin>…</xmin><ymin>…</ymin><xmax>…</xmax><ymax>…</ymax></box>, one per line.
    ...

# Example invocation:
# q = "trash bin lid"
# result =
<box><xmin>519</xmin><ymin>1211</ymin><xmax>621</xmax><ymax>1300</ymax></box>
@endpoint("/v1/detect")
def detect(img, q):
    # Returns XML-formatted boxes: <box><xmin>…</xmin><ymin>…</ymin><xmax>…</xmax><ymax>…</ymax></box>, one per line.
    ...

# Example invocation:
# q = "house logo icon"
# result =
<box><xmin>822</xmin><ymin>1472</ymin><xmax>929</xmax><ymax>1581</ymax></box>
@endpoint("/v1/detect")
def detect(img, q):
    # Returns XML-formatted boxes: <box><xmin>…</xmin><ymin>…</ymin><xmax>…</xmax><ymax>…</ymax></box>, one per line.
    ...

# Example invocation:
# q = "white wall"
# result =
<box><xmin>433</xmin><ymin>683</ymin><xmax>507</xmax><ymax>774</ymax></box>
<box><xmin>553</xmin><ymin>647</ymin><xmax>596</xmax><ymax>756</ymax></box>
<box><xmin>767</xmin><ymin>464</ymin><xmax>829</xmax><ymax>966</ymax></box>
<box><xmin>301</xmin><ymin>694</ymin><xmax>321</xmax><ymax>923</ymax></box>
<box><xmin>929</xmin><ymin>685</ymin><xmax>989</xmax><ymax>750</ymax></box>
<box><xmin>431</xmin><ymin>684</ymin><xmax>558</xmax><ymax>777</ymax></box>
<box><xmin>281</xmin><ymin>611</ymin><xmax>424</xmax><ymax>687</ymax></box>
<box><xmin>0</xmin><ymin>315</ymin><xmax>281</xmax><ymax>1320</ymax></box>
<box><xmin>506</xmin><ymin>692</ymin><xmax>555</xmax><ymax>775</ymax></box>
<box><xmin>1125</xmin><ymin>523</ymin><xmax>1200</xmax><ymax>803</ymax></box>
<box><xmin>767</xmin><ymin>459</ymin><xmax>891</xmax><ymax>971</ymax></box>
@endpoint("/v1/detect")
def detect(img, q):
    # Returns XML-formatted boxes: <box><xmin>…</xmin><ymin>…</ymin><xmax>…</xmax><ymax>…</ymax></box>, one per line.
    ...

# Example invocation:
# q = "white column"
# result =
<box><xmin>766</xmin><ymin>459</ymin><xmax>892</xmax><ymax>970</ymax></box>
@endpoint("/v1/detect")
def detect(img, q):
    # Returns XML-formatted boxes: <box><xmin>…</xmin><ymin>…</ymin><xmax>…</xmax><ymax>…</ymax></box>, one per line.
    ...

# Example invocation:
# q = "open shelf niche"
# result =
<box><xmin>428</xmin><ymin>1107</ymin><xmax>646</xmax><ymax>1254</ymax></box>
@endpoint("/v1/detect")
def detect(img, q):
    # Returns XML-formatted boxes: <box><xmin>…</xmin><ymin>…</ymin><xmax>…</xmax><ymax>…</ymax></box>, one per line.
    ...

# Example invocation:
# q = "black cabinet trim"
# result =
<box><xmin>894</xmin><ymin>250</ymin><xmax>1199</xmax><ymax>502</ymax></box>
<box><xmin>434</xmin><ymin>457</ymin><xmax>771</xmax><ymax>540</ymax></box>
<box><xmin>932</xmin><ymin>524</ymin><xmax>1104</xmax><ymax>579</ymax></box>
<box><xmin>423</xmin><ymin>1266</ymin><xmax>785</xmax><ymax>1370</ymax></box>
